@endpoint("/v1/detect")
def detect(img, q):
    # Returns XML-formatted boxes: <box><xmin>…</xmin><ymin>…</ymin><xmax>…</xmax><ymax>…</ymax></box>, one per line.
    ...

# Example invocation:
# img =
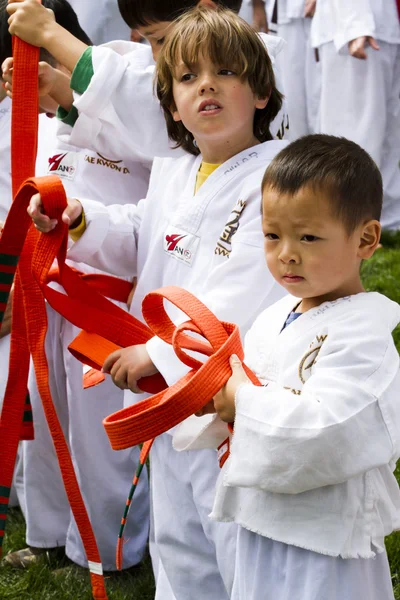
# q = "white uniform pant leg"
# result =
<box><xmin>277</xmin><ymin>19</ymin><xmax>321</xmax><ymax>140</ymax></box>
<box><xmin>61</xmin><ymin>319</ymin><xmax>149</xmax><ymax>571</ymax></box>
<box><xmin>0</xmin><ymin>334</ymin><xmax>26</xmax><ymax>512</ymax></box>
<box><xmin>231</xmin><ymin>527</ymin><xmax>395</xmax><ymax>600</ymax></box>
<box><xmin>318</xmin><ymin>41</ymin><xmax>400</xmax><ymax>230</ymax></box>
<box><xmin>151</xmin><ymin>433</ymin><xmax>237</xmax><ymax>600</ymax></box>
<box><xmin>24</xmin><ymin>306</ymin><xmax>71</xmax><ymax>548</ymax></box>
<box><xmin>379</xmin><ymin>45</ymin><xmax>400</xmax><ymax>230</ymax></box>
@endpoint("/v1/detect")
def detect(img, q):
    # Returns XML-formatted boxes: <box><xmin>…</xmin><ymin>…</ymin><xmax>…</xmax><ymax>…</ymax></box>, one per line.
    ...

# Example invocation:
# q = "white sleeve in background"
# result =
<box><xmin>67</xmin><ymin>198</ymin><xmax>144</xmax><ymax>278</ymax></box>
<box><xmin>67</xmin><ymin>42</ymin><xmax>184</xmax><ymax>162</ymax></box>
<box><xmin>225</xmin><ymin>308</ymin><xmax>400</xmax><ymax>495</ymax></box>
<box><xmin>67</xmin><ymin>0</ymin><xmax>131</xmax><ymax>45</ymax></box>
<box><xmin>312</xmin><ymin>0</ymin><xmax>400</xmax><ymax>51</ymax></box>
<box><xmin>331</xmin><ymin>0</ymin><xmax>375</xmax><ymax>52</ymax></box>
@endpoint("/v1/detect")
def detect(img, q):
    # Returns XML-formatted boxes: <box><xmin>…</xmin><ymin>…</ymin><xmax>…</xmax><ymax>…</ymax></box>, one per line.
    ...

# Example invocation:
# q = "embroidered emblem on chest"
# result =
<box><xmin>163</xmin><ymin>225</ymin><xmax>200</xmax><ymax>267</ymax></box>
<box><xmin>48</xmin><ymin>151</ymin><xmax>78</xmax><ymax>181</ymax></box>
<box><xmin>83</xmin><ymin>153</ymin><xmax>131</xmax><ymax>174</ymax></box>
<box><xmin>298</xmin><ymin>334</ymin><xmax>328</xmax><ymax>384</ymax></box>
<box><xmin>214</xmin><ymin>199</ymin><xmax>247</xmax><ymax>258</ymax></box>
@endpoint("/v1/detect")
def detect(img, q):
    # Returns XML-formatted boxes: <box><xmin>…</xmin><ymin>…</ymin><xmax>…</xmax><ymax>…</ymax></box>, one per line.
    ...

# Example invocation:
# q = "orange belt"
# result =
<box><xmin>95</xmin><ymin>285</ymin><xmax>261</xmax><ymax>568</ymax></box>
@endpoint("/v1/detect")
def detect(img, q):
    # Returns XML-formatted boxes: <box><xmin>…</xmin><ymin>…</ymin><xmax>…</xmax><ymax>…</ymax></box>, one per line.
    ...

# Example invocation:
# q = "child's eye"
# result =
<box><xmin>219</xmin><ymin>69</ymin><xmax>236</xmax><ymax>76</ymax></box>
<box><xmin>181</xmin><ymin>73</ymin><xmax>196</xmax><ymax>82</ymax></box>
<box><xmin>156</xmin><ymin>37</ymin><xmax>165</xmax><ymax>46</ymax></box>
<box><xmin>301</xmin><ymin>235</ymin><xmax>319</xmax><ymax>242</ymax></box>
<box><xmin>265</xmin><ymin>233</ymin><xmax>279</xmax><ymax>240</ymax></box>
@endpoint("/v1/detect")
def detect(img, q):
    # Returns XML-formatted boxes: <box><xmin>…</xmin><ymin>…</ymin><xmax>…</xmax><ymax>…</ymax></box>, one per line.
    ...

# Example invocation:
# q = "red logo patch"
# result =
<box><xmin>48</xmin><ymin>153</ymin><xmax>68</xmax><ymax>172</ymax></box>
<box><xmin>165</xmin><ymin>234</ymin><xmax>187</xmax><ymax>251</ymax></box>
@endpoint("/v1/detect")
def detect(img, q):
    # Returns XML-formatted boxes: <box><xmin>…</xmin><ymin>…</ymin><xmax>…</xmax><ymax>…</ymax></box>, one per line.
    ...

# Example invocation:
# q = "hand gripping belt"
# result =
<box><xmin>98</xmin><ymin>286</ymin><xmax>262</xmax><ymax>568</ymax></box>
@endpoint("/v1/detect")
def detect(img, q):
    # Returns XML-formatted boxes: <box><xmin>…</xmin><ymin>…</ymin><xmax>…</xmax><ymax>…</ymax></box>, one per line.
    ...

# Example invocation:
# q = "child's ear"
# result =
<box><xmin>358</xmin><ymin>219</ymin><xmax>381</xmax><ymax>259</ymax></box>
<box><xmin>169</xmin><ymin>104</ymin><xmax>181</xmax><ymax>122</ymax></box>
<box><xmin>255</xmin><ymin>94</ymin><xmax>270</xmax><ymax>111</ymax></box>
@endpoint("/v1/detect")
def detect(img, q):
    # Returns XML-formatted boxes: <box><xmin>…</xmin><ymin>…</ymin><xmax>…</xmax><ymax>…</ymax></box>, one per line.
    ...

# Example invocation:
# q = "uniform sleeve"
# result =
<box><xmin>331</xmin><ymin>0</ymin><xmax>376</xmax><ymax>52</ymax></box>
<box><xmin>57</xmin><ymin>44</ymin><xmax>184</xmax><ymax>162</ymax></box>
<box><xmin>224</xmin><ymin>313</ymin><xmax>400</xmax><ymax>494</ymax></box>
<box><xmin>146</xmin><ymin>206</ymin><xmax>283</xmax><ymax>385</ymax></box>
<box><xmin>67</xmin><ymin>198</ymin><xmax>144</xmax><ymax>277</ymax></box>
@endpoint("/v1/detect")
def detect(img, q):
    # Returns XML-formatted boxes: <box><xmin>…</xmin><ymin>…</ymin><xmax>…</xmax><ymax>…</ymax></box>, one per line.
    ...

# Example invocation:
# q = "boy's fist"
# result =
<box><xmin>213</xmin><ymin>355</ymin><xmax>251</xmax><ymax>423</ymax></box>
<box><xmin>28</xmin><ymin>193</ymin><xmax>83</xmax><ymax>233</ymax></box>
<box><xmin>7</xmin><ymin>0</ymin><xmax>55</xmax><ymax>48</ymax></box>
<box><xmin>102</xmin><ymin>344</ymin><xmax>159</xmax><ymax>393</ymax></box>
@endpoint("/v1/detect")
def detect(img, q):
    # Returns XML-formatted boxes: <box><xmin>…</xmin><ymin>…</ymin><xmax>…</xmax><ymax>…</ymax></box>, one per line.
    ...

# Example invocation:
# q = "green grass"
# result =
<box><xmin>1</xmin><ymin>241</ymin><xmax>399</xmax><ymax>599</ymax></box>
<box><xmin>0</xmin><ymin>509</ymin><xmax>155</xmax><ymax>600</ymax></box>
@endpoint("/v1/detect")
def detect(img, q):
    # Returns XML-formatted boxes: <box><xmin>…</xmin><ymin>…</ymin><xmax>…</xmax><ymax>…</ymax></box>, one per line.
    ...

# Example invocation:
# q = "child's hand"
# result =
<box><xmin>348</xmin><ymin>36</ymin><xmax>380</xmax><ymax>60</ymax></box>
<box><xmin>213</xmin><ymin>355</ymin><xmax>251</xmax><ymax>423</ymax></box>
<box><xmin>304</xmin><ymin>0</ymin><xmax>316</xmax><ymax>18</ymax></box>
<box><xmin>3</xmin><ymin>59</ymin><xmax>59</xmax><ymax>100</ymax></box>
<box><xmin>102</xmin><ymin>344</ymin><xmax>159</xmax><ymax>393</ymax></box>
<box><xmin>27</xmin><ymin>194</ymin><xmax>83</xmax><ymax>232</ymax></box>
<box><xmin>7</xmin><ymin>0</ymin><xmax>56</xmax><ymax>48</ymax></box>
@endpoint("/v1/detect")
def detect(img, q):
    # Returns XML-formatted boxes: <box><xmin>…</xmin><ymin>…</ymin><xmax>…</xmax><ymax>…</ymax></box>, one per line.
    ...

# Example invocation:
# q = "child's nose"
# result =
<box><xmin>279</xmin><ymin>244</ymin><xmax>300</xmax><ymax>264</ymax></box>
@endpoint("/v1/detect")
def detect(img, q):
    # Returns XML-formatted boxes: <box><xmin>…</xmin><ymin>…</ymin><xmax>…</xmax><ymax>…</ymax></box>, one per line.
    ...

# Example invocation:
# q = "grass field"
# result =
<box><xmin>1</xmin><ymin>234</ymin><xmax>399</xmax><ymax>600</ymax></box>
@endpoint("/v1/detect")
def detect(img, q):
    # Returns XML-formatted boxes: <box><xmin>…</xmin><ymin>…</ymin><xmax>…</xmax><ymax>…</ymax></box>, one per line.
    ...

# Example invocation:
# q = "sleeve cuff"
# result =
<box><xmin>69</xmin><ymin>212</ymin><xmax>87</xmax><ymax>242</ymax></box>
<box><xmin>57</xmin><ymin>104</ymin><xmax>79</xmax><ymax>127</ymax></box>
<box><xmin>70</xmin><ymin>47</ymin><xmax>94</xmax><ymax>94</ymax></box>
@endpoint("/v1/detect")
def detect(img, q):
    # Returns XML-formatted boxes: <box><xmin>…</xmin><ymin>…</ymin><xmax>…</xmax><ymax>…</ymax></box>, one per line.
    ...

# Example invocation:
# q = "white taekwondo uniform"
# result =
<box><xmin>175</xmin><ymin>292</ymin><xmax>400</xmax><ymax>600</ymax></box>
<box><xmin>311</xmin><ymin>0</ymin><xmax>400</xmax><ymax>230</ymax></box>
<box><xmin>57</xmin><ymin>34</ymin><xmax>289</xmax><ymax>159</ymax></box>
<box><xmin>276</xmin><ymin>0</ymin><xmax>321</xmax><ymax>139</ymax></box>
<box><xmin>22</xmin><ymin>124</ymin><xmax>152</xmax><ymax>571</ymax></box>
<box><xmin>0</xmin><ymin>108</ymin><xmax>61</xmax><ymax>513</ymax></box>
<box><xmin>67</xmin><ymin>0</ymin><xmax>131</xmax><ymax>45</ymax></box>
<box><xmin>67</xmin><ymin>139</ymin><xmax>287</xmax><ymax>599</ymax></box>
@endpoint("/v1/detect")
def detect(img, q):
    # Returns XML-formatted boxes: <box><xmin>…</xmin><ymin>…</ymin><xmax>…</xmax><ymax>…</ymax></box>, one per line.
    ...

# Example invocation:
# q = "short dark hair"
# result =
<box><xmin>261</xmin><ymin>134</ymin><xmax>383</xmax><ymax>233</ymax></box>
<box><xmin>157</xmin><ymin>6</ymin><xmax>283</xmax><ymax>156</ymax></box>
<box><xmin>0</xmin><ymin>0</ymin><xmax>92</xmax><ymax>67</ymax></box>
<box><xmin>118</xmin><ymin>0</ymin><xmax>243</xmax><ymax>28</ymax></box>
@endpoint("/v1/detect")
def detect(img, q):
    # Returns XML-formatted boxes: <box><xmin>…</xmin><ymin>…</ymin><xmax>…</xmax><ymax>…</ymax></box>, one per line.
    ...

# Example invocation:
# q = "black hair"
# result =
<box><xmin>0</xmin><ymin>0</ymin><xmax>92</xmax><ymax>67</ymax></box>
<box><xmin>118</xmin><ymin>0</ymin><xmax>243</xmax><ymax>29</ymax></box>
<box><xmin>262</xmin><ymin>134</ymin><xmax>383</xmax><ymax>232</ymax></box>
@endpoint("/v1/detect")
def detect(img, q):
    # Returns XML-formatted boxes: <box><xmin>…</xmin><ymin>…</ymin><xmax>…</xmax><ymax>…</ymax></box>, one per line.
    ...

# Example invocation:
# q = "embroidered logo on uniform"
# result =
<box><xmin>214</xmin><ymin>200</ymin><xmax>247</xmax><ymax>258</ymax></box>
<box><xmin>166</xmin><ymin>234</ymin><xmax>187</xmax><ymax>251</ymax></box>
<box><xmin>224</xmin><ymin>152</ymin><xmax>258</xmax><ymax>175</ymax></box>
<box><xmin>83</xmin><ymin>153</ymin><xmax>131</xmax><ymax>174</ymax></box>
<box><xmin>164</xmin><ymin>226</ymin><xmax>200</xmax><ymax>267</ymax></box>
<box><xmin>298</xmin><ymin>334</ymin><xmax>328</xmax><ymax>384</ymax></box>
<box><xmin>48</xmin><ymin>152</ymin><xmax>78</xmax><ymax>180</ymax></box>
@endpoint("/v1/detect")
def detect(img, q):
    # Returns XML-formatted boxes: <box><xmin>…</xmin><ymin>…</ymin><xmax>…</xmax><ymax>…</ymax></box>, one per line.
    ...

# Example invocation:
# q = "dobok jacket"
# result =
<box><xmin>173</xmin><ymin>292</ymin><xmax>400</xmax><ymax>559</ymax></box>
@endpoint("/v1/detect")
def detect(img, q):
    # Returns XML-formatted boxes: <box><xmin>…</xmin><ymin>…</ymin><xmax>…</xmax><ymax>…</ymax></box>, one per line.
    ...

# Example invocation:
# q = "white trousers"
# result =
<box><xmin>23</xmin><ymin>304</ymin><xmax>150</xmax><ymax>570</ymax></box>
<box><xmin>151</xmin><ymin>433</ymin><xmax>237</xmax><ymax>600</ymax></box>
<box><xmin>277</xmin><ymin>19</ymin><xmax>321</xmax><ymax>140</ymax></box>
<box><xmin>0</xmin><ymin>335</ymin><xmax>25</xmax><ymax>513</ymax></box>
<box><xmin>318</xmin><ymin>41</ymin><xmax>400</xmax><ymax>230</ymax></box>
<box><xmin>231</xmin><ymin>526</ymin><xmax>395</xmax><ymax>600</ymax></box>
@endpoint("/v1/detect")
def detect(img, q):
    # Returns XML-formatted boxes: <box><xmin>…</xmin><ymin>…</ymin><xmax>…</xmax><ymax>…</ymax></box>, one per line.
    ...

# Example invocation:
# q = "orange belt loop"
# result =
<box><xmin>103</xmin><ymin>286</ymin><xmax>261</xmax><ymax>451</ymax></box>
